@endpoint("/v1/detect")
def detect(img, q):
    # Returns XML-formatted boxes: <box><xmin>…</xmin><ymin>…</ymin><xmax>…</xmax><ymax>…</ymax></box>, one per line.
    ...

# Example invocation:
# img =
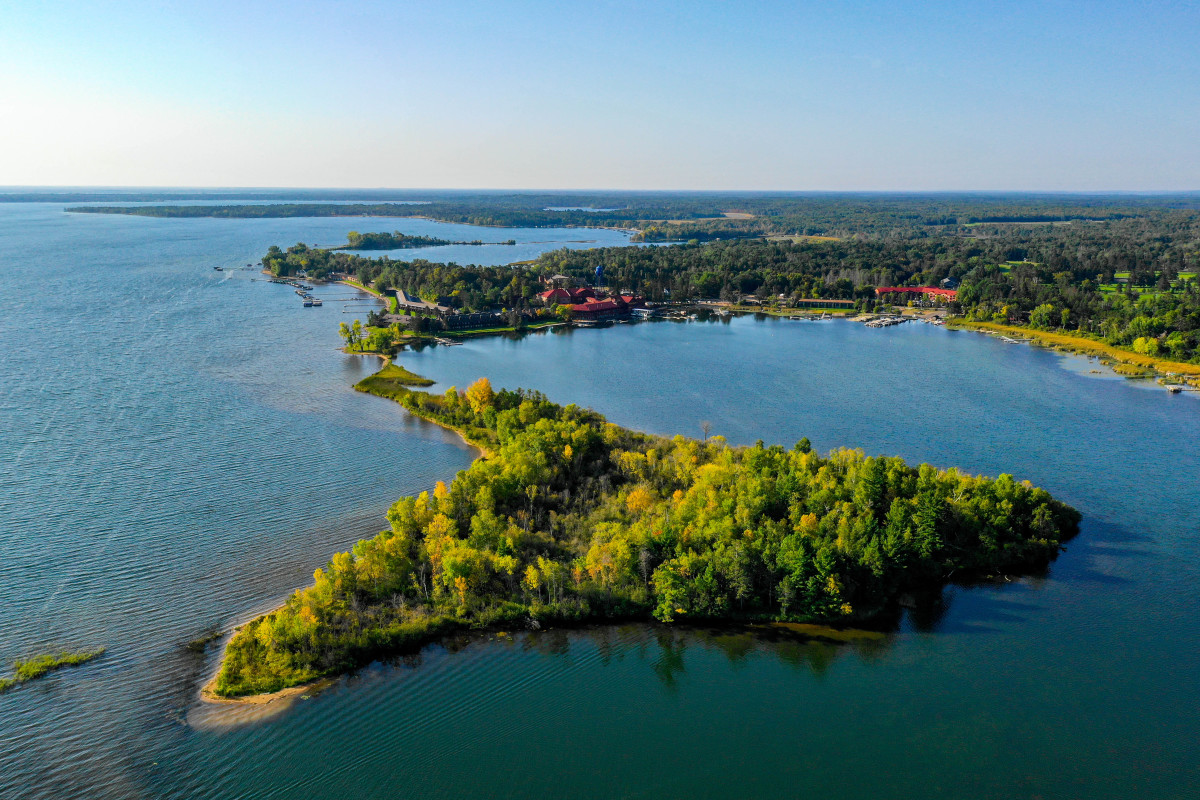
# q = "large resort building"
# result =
<box><xmin>875</xmin><ymin>286</ymin><xmax>958</xmax><ymax>303</ymax></box>
<box><xmin>536</xmin><ymin>281</ymin><xmax>645</xmax><ymax>323</ymax></box>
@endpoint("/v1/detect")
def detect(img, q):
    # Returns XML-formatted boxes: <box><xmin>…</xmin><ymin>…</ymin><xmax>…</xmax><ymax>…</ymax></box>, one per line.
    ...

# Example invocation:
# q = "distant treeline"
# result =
<box><xmin>261</xmin><ymin>200</ymin><xmax>1200</xmax><ymax>361</ymax></box>
<box><xmin>213</xmin><ymin>378</ymin><xmax>1078</xmax><ymax>697</ymax></box>
<box><xmin>66</xmin><ymin>192</ymin><xmax>1200</xmax><ymax>237</ymax></box>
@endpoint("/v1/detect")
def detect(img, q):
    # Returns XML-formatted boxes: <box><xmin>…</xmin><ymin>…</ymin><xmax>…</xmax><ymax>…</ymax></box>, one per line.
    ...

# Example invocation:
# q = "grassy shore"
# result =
<box><xmin>729</xmin><ymin>304</ymin><xmax>854</xmax><ymax>318</ymax></box>
<box><xmin>354</xmin><ymin>362</ymin><xmax>435</xmax><ymax>396</ymax></box>
<box><xmin>947</xmin><ymin>320</ymin><xmax>1200</xmax><ymax>381</ymax></box>
<box><xmin>0</xmin><ymin>648</ymin><xmax>105</xmax><ymax>693</ymax></box>
<box><xmin>441</xmin><ymin>320</ymin><xmax>563</xmax><ymax>338</ymax></box>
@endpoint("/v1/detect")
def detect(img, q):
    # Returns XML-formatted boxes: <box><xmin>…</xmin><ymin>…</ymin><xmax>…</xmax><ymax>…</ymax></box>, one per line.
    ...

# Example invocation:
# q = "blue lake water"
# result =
<box><xmin>68</xmin><ymin>201</ymin><xmax>634</xmax><ymax>266</ymax></box>
<box><xmin>1</xmin><ymin>204</ymin><xmax>1198</xmax><ymax>799</ymax></box>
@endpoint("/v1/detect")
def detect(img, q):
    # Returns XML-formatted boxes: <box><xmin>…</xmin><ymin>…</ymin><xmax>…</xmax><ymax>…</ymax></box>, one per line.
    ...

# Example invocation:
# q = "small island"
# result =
<box><xmin>338</xmin><ymin>231</ymin><xmax>517</xmax><ymax>250</ymax></box>
<box><xmin>0</xmin><ymin>648</ymin><xmax>105</xmax><ymax>694</ymax></box>
<box><xmin>211</xmin><ymin>371</ymin><xmax>1079</xmax><ymax>699</ymax></box>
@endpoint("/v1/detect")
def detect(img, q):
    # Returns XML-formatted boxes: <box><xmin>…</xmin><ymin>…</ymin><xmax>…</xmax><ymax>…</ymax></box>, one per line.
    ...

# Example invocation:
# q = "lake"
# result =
<box><xmin>1</xmin><ymin>203</ymin><xmax>1197</xmax><ymax>799</ymax></box>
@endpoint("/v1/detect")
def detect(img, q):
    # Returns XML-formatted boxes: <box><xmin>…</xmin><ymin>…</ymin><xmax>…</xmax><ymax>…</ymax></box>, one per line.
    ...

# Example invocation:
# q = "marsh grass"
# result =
<box><xmin>355</xmin><ymin>363</ymin><xmax>435</xmax><ymax>396</ymax></box>
<box><xmin>0</xmin><ymin>648</ymin><xmax>105</xmax><ymax>693</ymax></box>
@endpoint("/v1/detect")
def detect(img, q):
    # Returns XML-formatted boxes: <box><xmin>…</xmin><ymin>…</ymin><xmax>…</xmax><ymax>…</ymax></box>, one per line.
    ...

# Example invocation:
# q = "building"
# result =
<box><xmin>538</xmin><ymin>286</ymin><xmax>596</xmax><ymax>305</ymax></box>
<box><xmin>619</xmin><ymin>294</ymin><xmax>645</xmax><ymax>308</ymax></box>
<box><xmin>444</xmin><ymin>311</ymin><xmax>504</xmax><ymax>330</ymax></box>
<box><xmin>568</xmin><ymin>298</ymin><xmax>626</xmax><ymax>322</ymax></box>
<box><xmin>391</xmin><ymin>288</ymin><xmax>453</xmax><ymax>315</ymax></box>
<box><xmin>791</xmin><ymin>298</ymin><xmax>857</xmax><ymax>309</ymax></box>
<box><xmin>875</xmin><ymin>286</ymin><xmax>958</xmax><ymax>303</ymax></box>
<box><xmin>940</xmin><ymin>277</ymin><xmax>960</xmax><ymax>290</ymax></box>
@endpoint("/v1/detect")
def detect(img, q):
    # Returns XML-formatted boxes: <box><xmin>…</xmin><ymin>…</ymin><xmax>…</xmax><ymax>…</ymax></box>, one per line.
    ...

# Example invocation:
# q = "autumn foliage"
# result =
<box><xmin>214</xmin><ymin>377</ymin><xmax>1079</xmax><ymax>697</ymax></box>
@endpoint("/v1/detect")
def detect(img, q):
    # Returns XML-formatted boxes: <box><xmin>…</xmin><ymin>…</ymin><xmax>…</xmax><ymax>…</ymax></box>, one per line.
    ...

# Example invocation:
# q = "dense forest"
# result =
<box><xmin>339</xmin><ymin>231</ymin><xmax>516</xmax><ymax>250</ymax></box>
<box><xmin>259</xmin><ymin>201</ymin><xmax>1200</xmax><ymax>361</ymax></box>
<box><xmin>343</xmin><ymin>231</ymin><xmax>453</xmax><ymax>249</ymax></box>
<box><xmin>214</xmin><ymin>377</ymin><xmax>1079</xmax><ymax>697</ymax></box>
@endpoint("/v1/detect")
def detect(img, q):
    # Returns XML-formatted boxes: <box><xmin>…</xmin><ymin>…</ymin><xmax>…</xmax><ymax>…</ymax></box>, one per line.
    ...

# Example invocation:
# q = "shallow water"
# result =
<box><xmin>1</xmin><ymin>206</ymin><xmax>1198</xmax><ymax>798</ymax></box>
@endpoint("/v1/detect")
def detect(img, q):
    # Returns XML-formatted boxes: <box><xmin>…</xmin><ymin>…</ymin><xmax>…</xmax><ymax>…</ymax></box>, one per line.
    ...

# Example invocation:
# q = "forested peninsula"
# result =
<box><xmin>338</xmin><ymin>231</ymin><xmax>516</xmax><ymax>250</ymax></box>
<box><xmin>76</xmin><ymin>190</ymin><xmax>1200</xmax><ymax>365</ymax></box>
<box><xmin>212</xmin><ymin>373</ymin><xmax>1079</xmax><ymax>698</ymax></box>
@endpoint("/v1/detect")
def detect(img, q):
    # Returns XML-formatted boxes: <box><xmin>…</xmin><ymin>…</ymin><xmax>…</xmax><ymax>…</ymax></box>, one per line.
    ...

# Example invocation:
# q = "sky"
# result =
<box><xmin>1</xmin><ymin>0</ymin><xmax>1197</xmax><ymax>191</ymax></box>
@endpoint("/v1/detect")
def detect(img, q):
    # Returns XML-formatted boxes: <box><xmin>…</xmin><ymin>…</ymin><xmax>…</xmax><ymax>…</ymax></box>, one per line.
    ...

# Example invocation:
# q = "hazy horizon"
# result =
<box><xmin>3</xmin><ymin>1</ymin><xmax>1197</xmax><ymax>191</ymax></box>
<box><xmin>4</xmin><ymin>186</ymin><xmax>1200</xmax><ymax>197</ymax></box>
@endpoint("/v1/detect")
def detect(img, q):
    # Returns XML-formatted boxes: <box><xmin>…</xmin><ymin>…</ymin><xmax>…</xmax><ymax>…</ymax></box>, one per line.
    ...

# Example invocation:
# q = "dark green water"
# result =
<box><xmin>1</xmin><ymin>204</ymin><xmax>1197</xmax><ymax>799</ymax></box>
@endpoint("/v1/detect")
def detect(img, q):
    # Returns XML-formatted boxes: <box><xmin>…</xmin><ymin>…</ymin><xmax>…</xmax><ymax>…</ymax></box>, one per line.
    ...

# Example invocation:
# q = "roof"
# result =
<box><xmin>538</xmin><ymin>288</ymin><xmax>574</xmax><ymax>303</ymax></box>
<box><xmin>569</xmin><ymin>299</ymin><xmax>623</xmax><ymax>312</ymax></box>
<box><xmin>539</xmin><ymin>287</ymin><xmax>597</xmax><ymax>304</ymax></box>
<box><xmin>875</xmin><ymin>286</ymin><xmax>958</xmax><ymax>298</ymax></box>
<box><xmin>394</xmin><ymin>288</ymin><xmax>453</xmax><ymax>312</ymax></box>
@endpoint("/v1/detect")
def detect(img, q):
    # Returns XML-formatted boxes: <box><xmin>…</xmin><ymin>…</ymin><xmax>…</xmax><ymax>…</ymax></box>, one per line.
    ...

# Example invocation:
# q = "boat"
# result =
<box><xmin>311</xmin><ymin>298</ymin><xmax>323</xmax><ymax>307</ymax></box>
<box><xmin>1167</xmin><ymin>385</ymin><xmax>1182</xmax><ymax>394</ymax></box>
<box><xmin>303</xmin><ymin>299</ymin><xmax>314</xmax><ymax>307</ymax></box>
<box><xmin>214</xmin><ymin>266</ymin><xmax>222</xmax><ymax>271</ymax></box>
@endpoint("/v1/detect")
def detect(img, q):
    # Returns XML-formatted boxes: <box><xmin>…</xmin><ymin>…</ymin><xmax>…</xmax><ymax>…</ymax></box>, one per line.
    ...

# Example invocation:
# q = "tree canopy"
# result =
<box><xmin>214</xmin><ymin>376</ymin><xmax>1079</xmax><ymax>697</ymax></box>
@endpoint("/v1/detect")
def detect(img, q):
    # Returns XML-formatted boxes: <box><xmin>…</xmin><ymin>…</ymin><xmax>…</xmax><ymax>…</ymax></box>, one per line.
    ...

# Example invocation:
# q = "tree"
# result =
<box><xmin>1029</xmin><ymin>303</ymin><xmax>1055</xmax><ymax>330</ymax></box>
<box><xmin>465</xmin><ymin>377</ymin><xmax>494</xmax><ymax>414</ymax></box>
<box><xmin>700</xmin><ymin>421</ymin><xmax>712</xmax><ymax>442</ymax></box>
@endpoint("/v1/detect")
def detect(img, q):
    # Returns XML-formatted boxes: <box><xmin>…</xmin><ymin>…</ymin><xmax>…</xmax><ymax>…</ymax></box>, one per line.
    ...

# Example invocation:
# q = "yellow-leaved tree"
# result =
<box><xmin>465</xmin><ymin>377</ymin><xmax>494</xmax><ymax>414</ymax></box>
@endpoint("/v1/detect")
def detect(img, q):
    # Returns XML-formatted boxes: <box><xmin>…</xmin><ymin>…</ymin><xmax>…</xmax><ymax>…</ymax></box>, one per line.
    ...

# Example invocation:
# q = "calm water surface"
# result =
<box><xmin>1</xmin><ymin>205</ymin><xmax>1198</xmax><ymax>799</ymax></box>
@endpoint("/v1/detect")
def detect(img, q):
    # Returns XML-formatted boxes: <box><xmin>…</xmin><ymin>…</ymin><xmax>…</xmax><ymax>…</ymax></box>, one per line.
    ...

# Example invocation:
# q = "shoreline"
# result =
<box><xmin>66</xmin><ymin>206</ymin><xmax>642</xmax><ymax>237</ymax></box>
<box><xmin>947</xmin><ymin>319</ymin><xmax>1200</xmax><ymax>384</ymax></box>
<box><xmin>201</xmin><ymin>312</ymin><xmax>1096</xmax><ymax>708</ymax></box>
<box><xmin>202</xmin><ymin>349</ymin><xmax>1075</xmax><ymax>705</ymax></box>
<box><xmin>199</xmin><ymin>358</ymin><xmax>482</xmax><ymax>709</ymax></box>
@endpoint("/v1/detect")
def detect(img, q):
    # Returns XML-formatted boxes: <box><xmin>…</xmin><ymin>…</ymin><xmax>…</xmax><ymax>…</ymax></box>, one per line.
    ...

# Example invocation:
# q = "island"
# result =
<box><xmin>0</xmin><ymin>648</ymin><xmax>105</xmax><ymax>694</ymax></box>
<box><xmin>211</xmin><ymin>370</ymin><xmax>1079</xmax><ymax>698</ymax></box>
<box><xmin>338</xmin><ymin>231</ymin><xmax>516</xmax><ymax>250</ymax></box>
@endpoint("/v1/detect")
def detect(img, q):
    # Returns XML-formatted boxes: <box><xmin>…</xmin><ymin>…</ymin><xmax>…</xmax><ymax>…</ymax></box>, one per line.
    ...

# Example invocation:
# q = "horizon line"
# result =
<box><xmin>3</xmin><ymin>186</ymin><xmax>1200</xmax><ymax>196</ymax></box>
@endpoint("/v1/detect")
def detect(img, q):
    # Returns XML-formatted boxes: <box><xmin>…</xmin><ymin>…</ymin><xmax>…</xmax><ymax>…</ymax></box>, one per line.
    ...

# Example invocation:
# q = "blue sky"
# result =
<box><xmin>1</xmin><ymin>0</ymin><xmax>1197</xmax><ymax>189</ymax></box>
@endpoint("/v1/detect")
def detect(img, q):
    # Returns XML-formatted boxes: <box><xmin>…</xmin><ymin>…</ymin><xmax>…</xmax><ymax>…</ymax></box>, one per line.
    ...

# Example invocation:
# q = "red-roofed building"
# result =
<box><xmin>568</xmin><ymin>298</ymin><xmax>626</xmax><ymax>322</ymax></box>
<box><xmin>538</xmin><ymin>287</ymin><xmax>597</xmax><ymax>305</ymax></box>
<box><xmin>538</xmin><ymin>288</ymin><xmax>575</xmax><ymax>305</ymax></box>
<box><xmin>875</xmin><ymin>286</ymin><xmax>957</xmax><ymax>302</ymax></box>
